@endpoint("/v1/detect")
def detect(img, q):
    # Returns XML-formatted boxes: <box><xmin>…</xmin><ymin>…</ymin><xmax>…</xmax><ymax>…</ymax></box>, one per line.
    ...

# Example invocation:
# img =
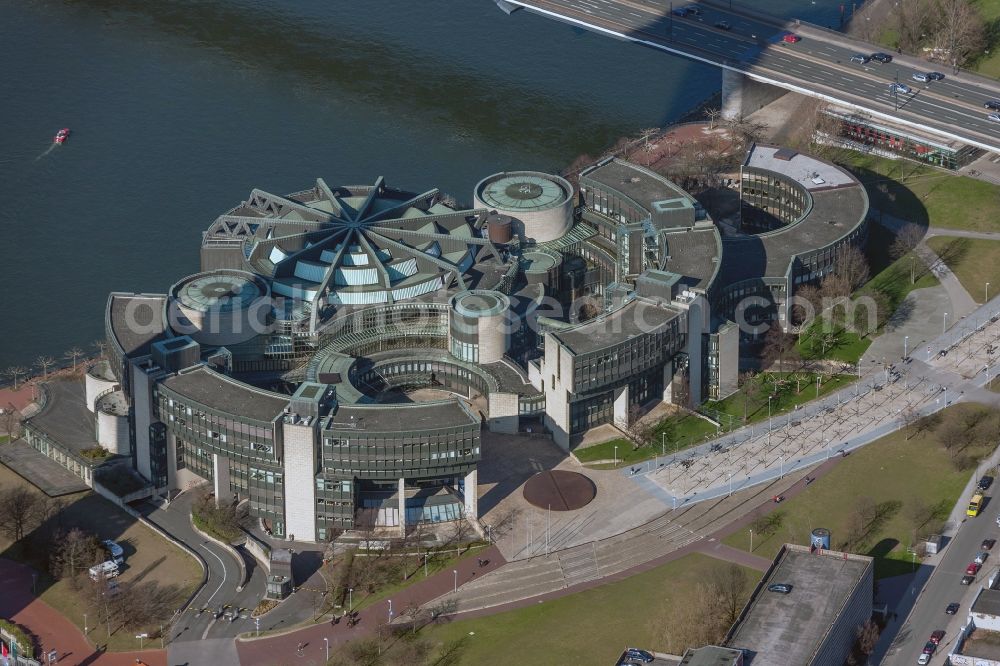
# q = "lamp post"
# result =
<box><xmin>944</xmin><ymin>312</ymin><xmax>949</xmax><ymax>334</ymax></box>
<box><xmin>135</xmin><ymin>633</ymin><xmax>148</xmax><ymax>650</ymax></box>
<box><xmin>780</xmin><ymin>455</ymin><xmax>784</xmax><ymax>478</ymax></box>
<box><xmin>613</xmin><ymin>444</ymin><xmax>618</xmax><ymax>467</ymax></box>
<box><xmin>904</xmin><ymin>335</ymin><xmax>909</xmax><ymax>360</ymax></box>
<box><xmin>84</xmin><ymin>613</ymin><xmax>87</xmax><ymax>635</ymax></box>
<box><xmin>349</xmin><ymin>587</ymin><xmax>353</xmax><ymax>612</ymax></box>
<box><xmin>388</xmin><ymin>599</ymin><xmax>393</xmax><ymax>624</ymax></box>
<box><xmin>749</xmin><ymin>529</ymin><xmax>754</xmax><ymax>552</ymax></box>
<box><xmin>453</xmin><ymin>569</ymin><xmax>458</xmax><ymax>593</ymax></box>
<box><xmin>324</xmin><ymin>637</ymin><xmax>330</xmax><ymax>662</ymax></box>
<box><xmin>728</xmin><ymin>473</ymin><xmax>734</xmax><ymax>497</ymax></box>
<box><xmin>987</xmin><ymin>282</ymin><xmax>991</xmax><ymax>303</ymax></box>
<box><xmin>768</xmin><ymin>395</ymin><xmax>773</xmax><ymax>432</ymax></box>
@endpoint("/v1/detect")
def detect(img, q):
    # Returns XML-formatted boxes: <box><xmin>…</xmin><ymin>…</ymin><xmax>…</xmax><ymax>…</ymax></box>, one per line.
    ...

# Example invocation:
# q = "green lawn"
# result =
<box><xmin>722</xmin><ymin>404</ymin><xmax>996</xmax><ymax>578</ymax></box>
<box><xmin>972</xmin><ymin>0</ymin><xmax>1000</xmax><ymax>77</ymax></box>
<box><xmin>829</xmin><ymin>149</ymin><xmax>1000</xmax><ymax>233</ymax></box>
<box><xmin>349</xmin><ymin>546</ymin><xmax>482</xmax><ymax>613</ymax></box>
<box><xmin>574</xmin><ymin>412</ymin><xmax>719</xmax><ymax>467</ymax></box>
<box><xmin>926</xmin><ymin>236</ymin><xmax>1000</xmax><ymax>304</ymax></box>
<box><xmin>415</xmin><ymin>554</ymin><xmax>757</xmax><ymax>665</ymax></box>
<box><xmin>702</xmin><ymin>373</ymin><xmax>855</xmax><ymax>429</ymax></box>
<box><xmin>797</xmin><ymin>321</ymin><xmax>871</xmax><ymax>364</ymax></box>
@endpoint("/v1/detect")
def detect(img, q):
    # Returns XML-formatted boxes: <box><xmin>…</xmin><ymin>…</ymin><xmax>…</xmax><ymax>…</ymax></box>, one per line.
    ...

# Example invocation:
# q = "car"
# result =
<box><xmin>986</xmin><ymin>100</ymin><xmax>1000</xmax><ymax>110</ymax></box>
<box><xmin>767</xmin><ymin>583</ymin><xmax>793</xmax><ymax>593</ymax></box>
<box><xmin>962</xmin><ymin>575</ymin><xmax>976</xmax><ymax>585</ymax></box>
<box><xmin>983</xmin><ymin>539</ymin><xmax>996</xmax><ymax>550</ymax></box>
<box><xmin>990</xmin><ymin>113</ymin><xmax>1000</xmax><ymax>123</ymax></box>
<box><xmin>672</xmin><ymin>7</ymin><xmax>690</xmax><ymax>16</ymax></box>
<box><xmin>684</xmin><ymin>5</ymin><xmax>702</xmax><ymax>15</ymax></box>
<box><xmin>967</xmin><ymin>562</ymin><xmax>981</xmax><ymax>575</ymax></box>
<box><xmin>102</xmin><ymin>539</ymin><xmax>124</xmax><ymax>559</ymax></box>
<box><xmin>715</xmin><ymin>20</ymin><xmax>732</xmax><ymax>30</ymax></box>
<box><xmin>977</xmin><ymin>551</ymin><xmax>990</xmax><ymax>564</ymax></box>
<box><xmin>980</xmin><ymin>476</ymin><xmax>995</xmax><ymax>491</ymax></box>
<box><xmin>930</xmin><ymin>630</ymin><xmax>945</xmax><ymax>644</ymax></box>
<box><xmin>890</xmin><ymin>83</ymin><xmax>912</xmax><ymax>95</ymax></box>
<box><xmin>782</xmin><ymin>33</ymin><xmax>801</xmax><ymax>43</ymax></box>
<box><xmin>996</xmin><ymin>512</ymin><xmax>1000</xmax><ymax>527</ymax></box>
<box><xmin>946</xmin><ymin>602</ymin><xmax>960</xmax><ymax>614</ymax></box>
<box><xmin>850</xmin><ymin>53</ymin><xmax>870</xmax><ymax>63</ymax></box>
<box><xmin>871</xmin><ymin>52</ymin><xmax>893</xmax><ymax>63</ymax></box>
<box><xmin>928</xmin><ymin>72</ymin><xmax>945</xmax><ymax>80</ymax></box>
<box><xmin>917</xmin><ymin>654</ymin><xmax>931</xmax><ymax>665</ymax></box>
<box><xmin>624</xmin><ymin>648</ymin><xmax>654</xmax><ymax>664</ymax></box>
<box><xmin>912</xmin><ymin>72</ymin><xmax>930</xmax><ymax>82</ymax></box>
<box><xmin>922</xmin><ymin>641</ymin><xmax>937</xmax><ymax>655</ymax></box>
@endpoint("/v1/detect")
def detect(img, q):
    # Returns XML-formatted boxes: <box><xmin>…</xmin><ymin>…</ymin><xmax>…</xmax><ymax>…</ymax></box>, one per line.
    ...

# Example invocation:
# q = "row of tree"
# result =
<box><xmin>887</xmin><ymin>0</ymin><xmax>986</xmax><ymax>70</ymax></box>
<box><xmin>2</xmin><ymin>339</ymin><xmax>110</xmax><ymax>390</ymax></box>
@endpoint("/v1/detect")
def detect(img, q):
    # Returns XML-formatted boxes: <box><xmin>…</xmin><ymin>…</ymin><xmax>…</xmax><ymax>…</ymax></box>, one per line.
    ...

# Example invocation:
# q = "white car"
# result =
<box><xmin>976</xmin><ymin>551</ymin><xmax>990</xmax><ymax>564</ymax></box>
<box><xmin>989</xmin><ymin>113</ymin><xmax>1000</xmax><ymax>123</ymax></box>
<box><xmin>889</xmin><ymin>83</ymin><xmax>912</xmax><ymax>95</ymax></box>
<box><xmin>912</xmin><ymin>72</ymin><xmax>929</xmax><ymax>83</ymax></box>
<box><xmin>918</xmin><ymin>654</ymin><xmax>930</xmax><ymax>665</ymax></box>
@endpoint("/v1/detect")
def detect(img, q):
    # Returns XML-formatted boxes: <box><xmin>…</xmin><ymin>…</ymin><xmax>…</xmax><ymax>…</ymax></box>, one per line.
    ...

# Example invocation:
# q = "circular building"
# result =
<box><xmin>474</xmin><ymin>171</ymin><xmax>574</xmax><ymax>243</ymax></box>
<box><xmin>168</xmin><ymin>270</ymin><xmax>272</xmax><ymax>347</ymax></box>
<box><xmin>449</xmin><ymin>290</ymin><xmax>511</xmax><ymax>364</ymax></box>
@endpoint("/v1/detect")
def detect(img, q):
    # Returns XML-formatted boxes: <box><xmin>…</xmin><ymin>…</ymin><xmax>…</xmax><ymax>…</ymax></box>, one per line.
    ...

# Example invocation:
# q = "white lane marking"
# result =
<box><xmin>202</xmin><ymin>544</ymin><xmax>229</xmax><ymax>606</ymax></box>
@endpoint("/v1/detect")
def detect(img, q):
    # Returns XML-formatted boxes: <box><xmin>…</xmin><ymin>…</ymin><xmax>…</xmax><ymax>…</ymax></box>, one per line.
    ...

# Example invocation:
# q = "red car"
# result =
<box><xmin>967</xmin><ymin>562</ymin><xmax>981</xmax><ymax>575</ymax></box>
<box><xmin>930</xmin><ymin>630</ymin><xmax>945</xmax><ymax>645</ymax></box>
<box><xmin>782</xmin><ymin>33</ymin><xmax>801</xmax><ymax>43</ymax></box>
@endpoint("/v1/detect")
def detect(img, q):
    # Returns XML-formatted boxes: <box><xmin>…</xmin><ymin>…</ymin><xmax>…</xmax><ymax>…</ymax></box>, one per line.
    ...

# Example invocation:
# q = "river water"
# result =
<box><xmin>0</xmin><ymin>0</ymin><xmax>850</xmax><ymax>370</ymax></box>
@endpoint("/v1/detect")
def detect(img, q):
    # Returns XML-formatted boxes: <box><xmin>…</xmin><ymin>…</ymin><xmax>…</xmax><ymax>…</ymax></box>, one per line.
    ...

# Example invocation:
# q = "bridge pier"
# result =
<box><xmin>721</xmin><ymin>69</ymin><xmax>787</xmax><ymax>119</ymax></box>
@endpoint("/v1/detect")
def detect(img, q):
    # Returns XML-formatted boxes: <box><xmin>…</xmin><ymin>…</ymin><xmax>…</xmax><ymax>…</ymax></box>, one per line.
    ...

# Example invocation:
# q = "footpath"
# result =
<box><xmin>0</xmin><ymin>559</ymin><xmax>165</xmax><ymax>666</ymax></box>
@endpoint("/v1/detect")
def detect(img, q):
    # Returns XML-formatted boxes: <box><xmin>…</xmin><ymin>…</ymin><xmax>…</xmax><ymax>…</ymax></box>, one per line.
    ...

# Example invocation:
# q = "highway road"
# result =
<box><xmin>504</xmin><ymin>0</ymin><xmax>1000</xmax><ymax>151</ymax></box>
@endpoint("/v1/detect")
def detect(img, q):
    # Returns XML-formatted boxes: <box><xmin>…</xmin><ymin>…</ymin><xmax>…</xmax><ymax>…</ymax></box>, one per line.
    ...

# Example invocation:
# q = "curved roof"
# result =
<box><xmin>475</xmin><ymin>172</ymin><xmax>573</xmax><ymax>213</ymax></box>
<box><xmin>202</xmin><ymin>177</ymin><xmax>500</xmax><ymax>306</ymax></box>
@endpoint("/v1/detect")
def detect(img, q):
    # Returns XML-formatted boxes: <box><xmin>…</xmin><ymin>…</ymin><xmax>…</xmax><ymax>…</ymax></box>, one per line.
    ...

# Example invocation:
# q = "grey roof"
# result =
<box><xmin>679</xmin><ymin>645</ymin><xmax>743</xmax><ymax>666</ymax></box>
<box><xmin>973</xmin><ymin>589</ymin><xmax>1000</xmax><ymax>617</ymax></box>
<box><xmin>661</xmin><ymin>228</ymin><xmax>722</xmax><ymax>290</ymax></box>
<box><xmin>160</xmin><ymin>366</ymin><xmax>289</xmax><ymax>421</ymax></box>
<box><xmin>325</xmin><ymin>398</ymin><xmax>477</xmax><ymax>433</ymax></box>
<box><xmin>107</xmin><ymin>293</ymin><xmax>169</xmax><ymax>357</ymax></box>
<box><xmin>0</xmin><ymin>438</ymin><xmax>91</xmax><ymax>496</ymax></box>
<box><xmin>26</xmin><ymin>379</ymin><xmax>99</xmax><ymax>455</ymax></box>
<box><xmin>726</xmin><ymin>547</ymin><xmax>872</xmax><ymax>666</ymax></box>
<box><xmin>582</xmin><ymin>159</ymin><xmax>695</xmax><ymax>229</ymax></box>
<box><xmin>744</xmin><ymin>145</ymin><xmax>856</xmax><ymax>190</ymax></box>
<box><xmin>717</xmin><ymin>186</ymin><xmax>868</xmax><ymax>287</ymax></box>
<box><xmin>552</xmin><ymin>297</ymin><xmax>681</xmax><ymax>356</ymax></box>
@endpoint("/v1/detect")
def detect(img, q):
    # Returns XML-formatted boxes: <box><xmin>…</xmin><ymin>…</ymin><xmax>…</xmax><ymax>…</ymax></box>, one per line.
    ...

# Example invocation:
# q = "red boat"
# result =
<box><xmin>54</xmin><ymin>128</ymin><xmax>70</xmax><ymax>144</ymax></box>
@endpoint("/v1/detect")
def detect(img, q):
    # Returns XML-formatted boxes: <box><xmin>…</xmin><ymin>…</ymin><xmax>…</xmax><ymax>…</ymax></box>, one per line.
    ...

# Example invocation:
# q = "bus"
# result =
<box><xmin>969</xmin><ymin>493</ymin><xmax>985</xmax><ymax>517</ymax></box>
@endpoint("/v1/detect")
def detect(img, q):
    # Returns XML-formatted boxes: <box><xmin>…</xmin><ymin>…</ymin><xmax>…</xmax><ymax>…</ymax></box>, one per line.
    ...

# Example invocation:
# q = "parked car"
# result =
<box><xmin>967</xmin><ymin>562</ymin><xmax>981</xmax><ymax>575</ymax></box>
<box><xmin>782</xmin><ymin>33</ymin><xmax>801</xmax><ymax>43</ymax></box>
<box><xmin>870</xmin><ymin>52</ymin><xmax>893</xmax><ymax>63</ymax></box>
<box><xmin>767</xmin><ymin>583</ymin><xmax>793</xmax><ymax>593</ymax></box>
<box><xmin>982</xmin><ymin>539</ymin><xmax>996</xmax><ymax>550</ymax></box>
<box><xmin>930</xmin><ymin>630</ymin><xmax>945</xmax><ymax>645</ymax></box>
<box><xmin>979</xmin><ymin>475</ymin><xmax>994</xmax><ymax>490</ymax></box>
<box><xmin>851</xmin><ymin>53</ymin><xmax>870</xmax><ymax>63</ymax></box>
<box><xmin>715</xmin><ymin>20</ymin><xmax>732</xmax><ymax>29</ymax></box>
<box><xmin>946</xmin><ymin>602</ymin><xmax>960</xmax><ymax>614</ymax></box>
<box><xmin>986</xmin><ymin>100</ymin><xmax>1000</xmax><ymax>110</ymax></box>
<box><xmin>918</xmin><ymin>654</ymin><xmax>931</xmax><ymax>665</ymax></box>
<box><xmin>890</xmin><ymin>82</ymin><xmax>912</xmax><ymax>95</ymax></box>
<box><xmin>624</xmin><ymin>648</ymin><xmax>654</xmax><ymax>664</ymax></box>
<box><xmin>962</xmin><ymin>575</ymin><xmax>975</xmax><ymax>585</ymax></box>
<box><xmin>922</xmin><ymin>641</ymin><xmax>937</xmax><ymax>655</ymax></box>
<box><xmin>976</xmin><ymin>551</ymin><xmax>990</xmax><ymax>565</ymax></box>
<box><xmin>88</xmin><ymin>560</ymin><xmax>120</xmax><ymax>582</ymax></box>
<box><xmin>912</xmin><ymin>72</ymin><xmax>930</xmax><ymax>82</ymax></box>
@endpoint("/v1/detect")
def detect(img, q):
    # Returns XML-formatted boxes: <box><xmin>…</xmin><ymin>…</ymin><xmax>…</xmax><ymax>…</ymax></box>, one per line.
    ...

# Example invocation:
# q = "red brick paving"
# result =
<box><xmin>0</xmin><ymin>559</ymin><xmax>165</xmax><ymax>666</ymax></box>
<box><xmin>0</xmin><ymin>383</ymin><xmax>35</xmax><ymax>417</ymax></box>
<box><xmin>235</xmin><ymin>546</ymin><xmax>506</xmax><ymax>666</ymax></box>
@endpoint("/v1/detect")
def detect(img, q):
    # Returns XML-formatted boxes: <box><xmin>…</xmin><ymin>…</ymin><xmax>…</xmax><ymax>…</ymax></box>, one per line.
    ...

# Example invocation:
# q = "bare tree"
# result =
<box><xmin>932</xmin><ymin>0</ymin><xmax>986</xmax><ymax>71</ymax></box>
<box><xmin>619</xmin><ymin>403</ymin><xmax>657</xmax><ymax>450</ymax></box>
<box><xmin>892</xmin><ymin>0</ymin><xmax>932</xmax><ymax>51</ymax></box>
<box><xmin>3</xmin><ymin>366</ymin><xmax>29</xmax><ymax>390</ymax></box>
<box><xmin>50</xmin><ymin>527</ymin><xmax>102</xmax><ymax>585</ymax></box>
<box><xmin>822</xmin><ymin>245</ymin><xmax>870</xmax><ymax>299</ymax></box>
<box><xmin>63</xmin><ymin>347</ymin><xmax>84</xmax><ymax>372</ymax></box>
<box><xmin>890</xmin><ymin>224</ymin><xmax>925</xmax><ymax>260</ymax></box>
<box><xmin>91</xmin><ymin>339</ymin><xmax>108</xmax><ymax>360</ymax></box>
<box><xmin>0</xmin><ymin>487</ymin><xmax>40</xmax><ymax>543</ymax></box>
<box><xmin>3</xmin><ymin>403</ymin><xmax>23</xmax><ymax>440</ymax></box>
<box><xmin>34</xmin><ymin>356</ymin><xmax>55</xmax><ymax>379</ymax></box>
<box><xmin>706</xmin><ymin>107</ymin><xmax>722</xmax><ymax>130</ymax></box>
<box><xmin>761</xmin><ymin>325</ymin><xmax>798</xmax><ymax>374</ymax></box>
<box><xmin>739</xmin><ymin>371</ymin><xmax>761</xmax><ymax>424</ymax></box>
<box><xmin>856</xmin><ymin>618</ymin><xmax>881</xmax><ymax>657</ymax></box>
<box><xmin>712</xmin><ymin>563</ymin><xmax>749</xmax><ymax>627</ymax></box>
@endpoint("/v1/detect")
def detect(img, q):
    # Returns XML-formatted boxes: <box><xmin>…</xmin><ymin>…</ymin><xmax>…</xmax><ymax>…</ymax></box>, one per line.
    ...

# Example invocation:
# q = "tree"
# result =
<box><xmin>91</xmin><ymin>339</ymin><xmax>108</xmax><ymax>360</ymax></box>
<box><xmin>63</xmin><ymin>347</ymin><xmax>84</xmax><ymax>372</ymax></box>
<box><xmin>892</xmin><ymin>0</ymin><xmax>932</xmax><ymax>51</ymax></box>
<box><xmin>932</xmin><ymin>0</ymin><xmax>986</xmax><ymax>71</ymax></box>
<box><xmin>822</xmin><ymin>246</ymin><xmax>870</xmax><ymax>299</ymax></box>
<box><xmin>0</xmin><ymin>487</ymin><xmax>40</xmax><ymax>543</ymax></box>
<box><xmin>712</xmin><ymin>563</ymin><xmax>749</xmax><ymax>627</ymax></box>
<box><xmin>3</xmin><ymin>366</ymin><xmax>28</xmax><ymax>390</ymax></box>
<box><xmin>50</xmin><ymin>527</ymin><xmax>102</xmax><ymax>585</ymax></box>
<box><xmin>761</xmin><ymin>324</ymin><xmax>798</xmax><ymax>373</ymax></box>
<box><xmin>34</xmin><ymin>356</ymin><xmax>55</xmax><ymax>379</ymax></box>
<box><xmin>620</xmin><ymin>404</ymin><xmax>657</xmax><ymax>450</ymax></box>
<box><xmin>890</xmin><ymin>224</ymin><xmax>924</xmax><ymax>260</ymax></box>
<box><xmin>856</xmin><ymin>617</ymin><xmax>881</xmax><ymax>657</ymax></box>
<box><xmin>739</xmin><ymin>372</ymin><xmax>761</xmax><ymax>424</ymax></box>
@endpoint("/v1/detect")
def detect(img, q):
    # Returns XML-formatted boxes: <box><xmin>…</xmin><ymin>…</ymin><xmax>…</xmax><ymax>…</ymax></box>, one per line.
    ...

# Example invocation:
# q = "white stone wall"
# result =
<box><xmin>130</xmin><ymin>361</ymin><xmax>157</xmax><ymax>482</ymax></box>
<box><xmin>282</xmin><ymin>422</ymin><xmax>317</xmax><ymax>542</ymax></box>
<box><xmin>477</xmin><ymin>313</ymin><xmax>509</xmax><ymax>364</ymax></box>
<box><xmin>96</xmin><ymin>411</ymin><xmax>130</xmax><ymax>456</ymax></box>
<box><xmin>541</xmin><ymin>334</ymin><xmax>572</xmax><ymax>450</ymax></box>
<box><xmin>487</xmin><ymin>392</ymin><xmax>520</xmax><ymax>434</ymax></box>
<box><xmin>85</xmin><ymin>371</ymin><xmax>117</xmax><ymax>414</ymax></box>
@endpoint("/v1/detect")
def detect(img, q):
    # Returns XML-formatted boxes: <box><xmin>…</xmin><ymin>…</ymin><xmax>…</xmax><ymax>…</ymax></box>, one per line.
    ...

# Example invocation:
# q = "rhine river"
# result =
<box><xmin>0</xmin><ymin>0</ymin><xmax>850</xmax><ymax>371</ymax></box>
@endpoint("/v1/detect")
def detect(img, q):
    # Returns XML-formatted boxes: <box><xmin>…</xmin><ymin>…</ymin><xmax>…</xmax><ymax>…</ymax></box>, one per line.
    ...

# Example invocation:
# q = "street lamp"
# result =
<box><xmin>768</xmin><ymin>395</ymin><xmax>773</xmax><ymax>432</ymax></box>
<box><xmin>904</xmin><ymin>335</ymin><xmax>909</xmax><ymax>360</ymax></box>
<box><xmin>749</xmin><ymin>529</ymin><xmax>754</xmax><ymax>552</ymax></box>
<box><xmin>84</xmin><ymin>613</ymin><xmax>87</xmax><ymax>634</ymax></box>
<box><xmin>613</xmin><ymin>444</ymin><xmax>618</xmax><ymax>467</ymax></box>
<box><xmin>453</xmin><ymin>569</ymin><xmax>458</xmax><ymax>593</ymax></box>
<box><xmin>728</xmin><ymin>473</ymin><xmax>734</xmax><ymax>497</ymax></box>
<box><xmin>987</xmin><ymin>282</ymin><xmax>991</xmax><ymax>303</ymax></box>
<box><xmin>349</xmin><ymin>587</ymin><xmax>353</xmax><ymax>612</ymax></box>
<box><xmin>388</xmin><ymin>599</ymin><xmax>393</xmax><ymax>623</ymax></box>
<box><xmin>780</xmin><ymin>455</ymin><xmax>784</xmax><ymax>478</ymax></box>
<box><xmin>324</xmin><ymin>637</ymin><xmax>330</xmax><ymax>662</ymax></box>
<box><xmin>135</xmin><ymin>633</ymin><xmax>148</xmax><ymax>650</ymax></box>
<box><xmin>944</xmin><ymin>312</ymin><xmax>949</xmax><ymax>334</ymax></box>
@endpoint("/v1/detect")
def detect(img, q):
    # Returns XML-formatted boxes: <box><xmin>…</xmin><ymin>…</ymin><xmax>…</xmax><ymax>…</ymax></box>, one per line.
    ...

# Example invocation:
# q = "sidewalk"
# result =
<box><xmin>234</xmin><ymin>545</ymin><xmax>505</xmax><ymax>666</ymax></box>
<box><xmin>0</xmin><ymin>558</ymin><xmax>166</xmax><ymax>666</ymax></box>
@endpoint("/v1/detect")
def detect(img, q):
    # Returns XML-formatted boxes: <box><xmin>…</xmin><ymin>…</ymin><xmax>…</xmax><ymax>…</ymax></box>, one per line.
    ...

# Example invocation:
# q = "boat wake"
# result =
<box><xmin>35</xmin><ymin>143</ymin><xmax>58</xmax><ymax>161</ymax></box>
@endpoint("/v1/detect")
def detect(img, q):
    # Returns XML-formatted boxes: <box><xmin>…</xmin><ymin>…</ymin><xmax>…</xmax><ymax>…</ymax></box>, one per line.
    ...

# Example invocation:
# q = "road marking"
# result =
<box><xmin>201</xmin><ymin>544</ymin><xmax>229</xmax><ymax>607</ymax></box>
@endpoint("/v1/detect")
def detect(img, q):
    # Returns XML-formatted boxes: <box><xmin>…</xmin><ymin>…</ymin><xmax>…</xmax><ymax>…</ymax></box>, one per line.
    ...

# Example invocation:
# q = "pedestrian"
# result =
<box><xmin>477</xmin><ymin>557</ymin><xmax>483</xmax><ymax>567</ymax></box>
